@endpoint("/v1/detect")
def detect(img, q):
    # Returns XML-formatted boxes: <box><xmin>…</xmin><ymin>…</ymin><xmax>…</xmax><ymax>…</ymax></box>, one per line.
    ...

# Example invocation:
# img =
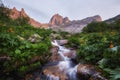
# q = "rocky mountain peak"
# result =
<box><xmin>54</xmin><ymin>13</ymin><xmax>61</xmax><ymax>17</ymax></box>
<box><xmin>51</xmin><ymin>15</ymin><xmax>102</xmax><ymax>34</ymax></box>
<box><xmin>20</xmin><ymin>8</ymin><xmax>28</xmax><ymax>17</ymax></box>
<box><xmin>49</xmin><ymin>14</ymin><xmax>70</xmax><ymax>26</ymax></box>
<box><xmin>80</xmin><ymin>15</ymin><xmax>102</xmax><ymax>23</ymax></box>
<box><xmin>10</xmin><ymin>7</ymin><xmax>28</xmax><ymax>19</ymax></box>
<box><xmin>21</xmin><ymin>8</ymin><xmax>25</xmax><ymax>12</ymax></box>
<box><xmin>8</xmin><ymin>7</ymin><xmax>103</xmax><ymax>32</ymax></box>
<box><xmin>63</xmin><ymin>17</ymin><xmax>70</xmax><ymax>23</ymax></box>
<box><xmin>9</xmin><ymin>7</ymin><xmax>43</xmax><ymax>28</ymax></box>
<box><xmin>12</xmin><ymin>7</ymin><xmax>17</xmax><ymax>11</ymax></box>
<box><xmin>92</xmin><ymin>15</ymin><xmax>102</xmax><ymax>22</ymax></box>
<box><xmin>10</xmin><ymin>7</ymin><xmax>20</xmax><ymax>19</ymax></box>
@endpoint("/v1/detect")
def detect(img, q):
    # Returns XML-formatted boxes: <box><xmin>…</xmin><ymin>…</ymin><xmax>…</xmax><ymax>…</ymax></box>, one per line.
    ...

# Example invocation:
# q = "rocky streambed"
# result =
<box><xmin>39</xmin><ymin>40</ymin><xmax>107</xmax><ymax>80</ymax></box>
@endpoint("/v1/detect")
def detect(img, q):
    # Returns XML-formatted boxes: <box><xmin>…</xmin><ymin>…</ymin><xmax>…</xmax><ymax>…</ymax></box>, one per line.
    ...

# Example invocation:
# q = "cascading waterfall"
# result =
<box><xmin>46</xmin><ymin>40</ymin><xmax>78</xmax><ymax>80</ymax></box>
<box><xmin>51</xmin><ymin>40</ymin><xmax>70</xmax><ymax>61</ymax></box>
<box><xmin>40</xmin><ymin>40</ymin><xmax>107</xmax><ymax>80</ymax></box>
<box><xmin>67</xmin><ymin>65</ymin><xmax>79</xmax><ymax>80</ymax></box>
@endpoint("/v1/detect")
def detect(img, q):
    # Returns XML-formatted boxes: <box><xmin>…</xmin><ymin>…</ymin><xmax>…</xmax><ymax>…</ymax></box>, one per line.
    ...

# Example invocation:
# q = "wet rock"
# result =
<box><xmin>42</xmin><ymin>65</ymin><xmax>68</xmax><ymax>80</ymax></box>
<box><xmin>77</xmin><ymin>64</ymin><xmax>107</xmax><ymax>80</ymax></box>
<box><xmin>50</xmin><ymin>53</ymin><xmax>63</xmax><ymax>62</ymax></box>
<box><xmin>50</xmin><ymin>43</ymin><xmax>77</xmax><ymax>62</ymax></box>
<box><xmin>50</xmin><ymin>46</ymin><xmax>59</xmax><ymax>54</ymax></box>
<box><xmin>56</xmin><ymin>40</ymin><xmax>68</xmax><ymax>45</ymax></box>
<box><xmin>50</xmin><ymin>46</ymin><xmax>63</xmax><ymax>62</ymax></box>
<box><xmin>63</xmin><ymin>50</ymin><xmax>76</xmax><ymax>59</ymax></box>
<box><xmin>50</xmin><ymin>46</ymin><xmax>76</xmax><ymax>62</ymax></box>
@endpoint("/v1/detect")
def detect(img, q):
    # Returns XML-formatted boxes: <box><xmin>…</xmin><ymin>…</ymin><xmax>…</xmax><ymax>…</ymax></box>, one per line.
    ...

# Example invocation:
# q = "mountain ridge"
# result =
<box><xmin>9</xmin><ymin>7</ymin><xmax>104</xmax><ymax>33</ymax></box>
<box><xmin>9</xmin><ymin>7</ymin><xmax>102</xmax><ymax>27</ymax></box>
<box><xmin>105</xmin><ymin>14</ymin><xmax>120</xmax><ymax>24</ymax></box>
<box><xmin>10</xmin><ymin>7</ymin><xmax>43</xmax><ymax>28</ymax></box>
<box><xmin>50</xmin><ymin>15</ymin><xmax>102</xmax><ymax>33</ymax></box>
<box><xmin>49</xmin><ymin>13</ymin><xmax>70</xmax><ymax>26</ymax></box>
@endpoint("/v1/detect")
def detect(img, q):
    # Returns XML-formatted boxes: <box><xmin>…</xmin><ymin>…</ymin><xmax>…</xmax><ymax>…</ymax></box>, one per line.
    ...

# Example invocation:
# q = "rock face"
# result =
<box><xmin>50</xmin><ymin>46</ymin><xmax>76</xmax><ymax>62</ymax></box>
<box><xmin>49</xmin><ymin>14</ymin><xmax>70</xmax><ymax>26</ymax></box>
<box><xmin>9</xmin><ymin>7</ymin><xmax>45</xmax><ymax>28</ymax></box>
<box><xmin>10</xmin><ymin>7</ymin><xmax>21</xmax><ymax>19</ymax></box>
<box><xmin>51</xmin><ymin>15</ymin><xmax>102</xmax><ymax>33</ymax></box>
<box><xmin>29</xmin><ymin>18</ymin><xmax>41</xmax><ymax>28</ymax></box>
<box><xmin>20</xmin><ymin>8</ymin><xmax>28</xmax><ymax>18</ymax></box>
<box><xmin>77</xmin><ymin>64</ymin><xmax>107</xmax><ymax>80</ymax></box>
<box><xmin>56</xmin><ymin>40</ymin><xmax>68</xmax><ymax>45</ymax></box>
<box><xmin>10</xmin><ymin>7</ymin><xmax>29</xmax><ymax>19</ymax></box>
<box><xmin>43</xmin><ymin>65</ymin><xmax>68</xmax><ymax>80</ymax></box>
<box><xmin>50</xmin><ymin>46</ymin><xmax>63</xmax><ymax>62</ymax></box>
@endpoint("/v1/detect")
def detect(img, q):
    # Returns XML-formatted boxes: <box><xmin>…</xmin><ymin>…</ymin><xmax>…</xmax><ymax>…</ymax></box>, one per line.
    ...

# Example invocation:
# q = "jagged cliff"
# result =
<box><xmin>10</xmin><ymin>7</ymin><xmax>43</xmax><ymax>28</ymax></box>
<box><xmin>50</xmin><ymin>15</ymin><xmax>102</xmax><ymax>33</ymax></box>
<box><xmin>49</xmin><ymin>14</ymin><xmax>70</xmax><ymax>26</ymax></box>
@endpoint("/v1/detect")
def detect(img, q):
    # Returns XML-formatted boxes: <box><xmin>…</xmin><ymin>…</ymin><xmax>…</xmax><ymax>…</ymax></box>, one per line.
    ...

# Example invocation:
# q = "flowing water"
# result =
<box><xmin>40</xmin><ymin>40</ymin><xmax>106</xmax><ymax>80</ymax></box>
<box><xmin>40</xmin><ymin>40</ymin><xmax>78</xmax><ymax>80</ymax></box>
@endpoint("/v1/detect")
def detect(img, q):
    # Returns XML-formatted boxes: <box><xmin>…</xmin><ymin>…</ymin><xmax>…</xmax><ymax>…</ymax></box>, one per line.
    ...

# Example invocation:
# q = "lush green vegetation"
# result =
<box><xmin>83</xmin><ymin>20</ymin><xmax>120</xmax><ymax>33</ymax></box>
<box><xmin>0</xmin><ymin>6</ymin><xmax>52</xmax><ymax>79</ymax></box>
<box><xmin>67</xmin><ymin>20</ymin><xmax>120</xmax><ymax>80</ymax></box>
<box><xmin>1</xmin><ymin>5</ymin><xmax>120</xmax><ymax>80</ymax></box>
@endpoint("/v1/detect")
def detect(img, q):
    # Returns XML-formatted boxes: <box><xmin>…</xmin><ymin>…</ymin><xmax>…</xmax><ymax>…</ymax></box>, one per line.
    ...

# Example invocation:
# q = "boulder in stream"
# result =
<box><xmin>56</xmin><ymin>40</ymin><xmax>68</xmax><ymax>45</ymax></box>
<box><xmin>77</xmin><ymin>64</ymin><xmax>107</xmax><ymax>80</ymax></box>
<box><xmin>42</xmin><ymin>65</ymin><xmax>68</xmax><ymax>80</ymax></box>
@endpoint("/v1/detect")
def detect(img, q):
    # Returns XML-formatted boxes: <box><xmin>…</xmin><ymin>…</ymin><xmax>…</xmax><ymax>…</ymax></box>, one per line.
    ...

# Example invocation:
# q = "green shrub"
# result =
<box><xmin>82</xmin><ymin>22</ymin><xmax>109</xmax><ymax>33</ymax></box>
<box><xmin>0</xmin><ymin>23</ymin><xmax>52</xmax><ymax>78</ymax></box>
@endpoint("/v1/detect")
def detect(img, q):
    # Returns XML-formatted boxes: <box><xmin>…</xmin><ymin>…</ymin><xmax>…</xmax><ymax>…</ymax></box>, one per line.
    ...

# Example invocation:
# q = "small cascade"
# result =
<box><xmin>52</xmin><ymin>40</ymin><xmax>70</xmax><ymax>61</ymax></box>
<box><xmin>41</xmin><ymin>40</ymin><xmax>107</xmax><ymax>80</ymax></box>
<box><xmin>67</xmin><ymin>65</ymin><xmax>79</xmax><ymax>80</ymax></box>
<box><xmin>44</xmin><ymin>40</ymin><xmax>78</xmax><ymax>80</ymax></box>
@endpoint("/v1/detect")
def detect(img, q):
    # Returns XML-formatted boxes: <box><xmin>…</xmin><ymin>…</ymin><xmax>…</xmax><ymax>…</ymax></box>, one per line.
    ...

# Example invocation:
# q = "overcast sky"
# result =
<box><xmin>2</xmin><ymin>0</ymin><xmax>120</xmax><ymax>23</ymax></box>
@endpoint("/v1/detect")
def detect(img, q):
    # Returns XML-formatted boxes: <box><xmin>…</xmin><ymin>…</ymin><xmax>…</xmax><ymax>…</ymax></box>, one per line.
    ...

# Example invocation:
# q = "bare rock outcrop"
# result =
<box><xmin>51</xmin><ymin>15</ymin><xmax>102</xmax><ymax>33</ymax></box>
<box><xmin>9</xmin><ymin>7</ymin><xmax>49</xmax><ymax>28</ymax></box>
<box><xmin>49</xmin><ymin>14</ymin><xmax>70</xmax><ymax>26</ymax></box>
<box><xmin>10</xmin><ymin>7</ymin><xmax>21</xmax><ymax>19</ymax></box>
<box><xmin>77</xmin><ymin>64</ymin><xmax>107</xmax><ymax>80</ymax></box>
<box><xmin>29</xmin><ymin>18</ymin><xmax>41</xmax><ymax>28</ymax></box>
<box><xmin>56</xmin><ymin>40</ymin><xmax>68</xmax><ymax>45</ymax></box>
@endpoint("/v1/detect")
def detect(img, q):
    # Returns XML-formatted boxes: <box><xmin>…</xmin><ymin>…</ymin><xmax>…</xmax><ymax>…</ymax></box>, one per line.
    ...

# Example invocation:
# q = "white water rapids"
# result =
<box><xmin>45</xmin><ymin>40</ymin><xmax>78</xmax><ymax>80</ymax></box>
<box><xmin>40</xmin><ymin>40</ymin><xmax>107</xmax><ymax>80</ymax></box>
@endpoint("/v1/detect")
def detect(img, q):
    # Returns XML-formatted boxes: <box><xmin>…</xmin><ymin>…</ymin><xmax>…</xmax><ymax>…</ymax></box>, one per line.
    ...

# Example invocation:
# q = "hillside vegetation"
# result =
<box><xmin>68</xmin><ymin>20</ymin><xmax>120</xmax><ymax>80</ymax></box>
<box><xmin>0</xmin><ymin>6</ymin><xmax>52</xmax><ymax>79</ymax></box>
<box><xmin>0</xmin><ymin>6</ymin><xmax>120</xmax><ymax>80</ymax></box>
